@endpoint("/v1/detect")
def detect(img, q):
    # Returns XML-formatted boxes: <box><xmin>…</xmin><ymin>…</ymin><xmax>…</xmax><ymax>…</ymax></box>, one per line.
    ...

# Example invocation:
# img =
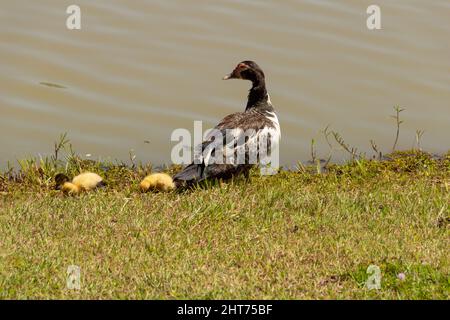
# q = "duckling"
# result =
<box><xmin>139</xmin><ymin>173</ymin><xmax>175</xmax><ymax>192</ymax></box>
<box><xmin>55</xmin><ymin>172</ymin><xmax>105</xmax><ymax>195</ymax></box>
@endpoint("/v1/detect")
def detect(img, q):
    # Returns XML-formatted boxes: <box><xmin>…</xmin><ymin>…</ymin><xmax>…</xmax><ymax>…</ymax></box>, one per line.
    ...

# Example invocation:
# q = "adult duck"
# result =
<box><xmin>173</xmin><ymin>60</ymin><xmax>281</xmax><ymax>187</ymax></box>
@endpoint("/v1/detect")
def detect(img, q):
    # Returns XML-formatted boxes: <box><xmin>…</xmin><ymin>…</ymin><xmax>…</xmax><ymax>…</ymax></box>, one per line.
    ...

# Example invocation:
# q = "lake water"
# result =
<box><xmin>1</xmin><ymin>0</ymin><xmax>449</xmax><ymax>168</ymax></box>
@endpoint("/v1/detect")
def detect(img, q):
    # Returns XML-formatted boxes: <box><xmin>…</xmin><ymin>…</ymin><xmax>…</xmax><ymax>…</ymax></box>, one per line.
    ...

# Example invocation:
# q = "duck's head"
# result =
<box><xmin>223</xmin><ymin>61</ymin><xmax>265</xmax><ymax>83</ymax></box>
<box><xmin>54</xmin><ymin>173</ymin><xmax>70</xmax><ymax>190</ymax></box>
<box><xmin>55</xmin><ymin>173</ymin><xmax>80</xmax><ymax>194</ymax></box>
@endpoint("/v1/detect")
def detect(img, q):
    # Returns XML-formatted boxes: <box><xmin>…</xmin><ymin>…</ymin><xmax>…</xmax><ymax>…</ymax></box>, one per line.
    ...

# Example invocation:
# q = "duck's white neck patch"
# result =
<box><xmin>266</xmin><ymin>93</ymin><xmax>272</xmax><ymax>106</ymax></box>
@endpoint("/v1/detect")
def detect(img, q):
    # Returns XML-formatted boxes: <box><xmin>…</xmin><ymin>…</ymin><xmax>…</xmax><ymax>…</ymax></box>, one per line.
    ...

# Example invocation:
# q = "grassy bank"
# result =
<box><xmin>0</xmin><ymin>150</ymin><xmax>449</xmax><ymax>299</ymax></box>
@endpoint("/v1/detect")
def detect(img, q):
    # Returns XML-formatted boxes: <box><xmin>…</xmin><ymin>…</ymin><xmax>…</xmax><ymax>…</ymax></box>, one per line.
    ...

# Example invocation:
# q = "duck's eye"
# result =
<box><xmin>237</xmin><ymin>63</ymin><xmax>248</xmax><ymax>70</ymax></box>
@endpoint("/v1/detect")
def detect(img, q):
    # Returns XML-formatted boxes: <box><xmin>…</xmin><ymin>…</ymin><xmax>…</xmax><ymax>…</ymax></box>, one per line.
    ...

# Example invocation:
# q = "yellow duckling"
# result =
<box><xmin>55</xmin><ymin>172</ymin><xmax>105</xmax><ymax>195</ymax></box>
<box><xmin>139</xmin><ymin>173</ymin><xmax>175</xmax><ymax>192</ymax></box>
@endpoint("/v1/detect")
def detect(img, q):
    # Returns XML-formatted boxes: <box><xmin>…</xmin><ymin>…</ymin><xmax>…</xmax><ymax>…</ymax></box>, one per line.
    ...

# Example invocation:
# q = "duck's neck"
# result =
<box><xmin>246</xmin><ymin>78</ymin><xmax>272</xmax><ymax>112</ymax></box>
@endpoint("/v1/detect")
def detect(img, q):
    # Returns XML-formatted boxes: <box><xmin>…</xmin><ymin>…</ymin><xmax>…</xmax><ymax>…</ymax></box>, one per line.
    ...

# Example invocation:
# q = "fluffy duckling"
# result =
<box><xmin>139</xmin><ymin>173</ymin><xmax>175</xmax><ymax>192</ymax></box>
<box><xmin>55</xmin><ymin>172</ymin><xmax>105</xmax><ymax>195</ymax></box>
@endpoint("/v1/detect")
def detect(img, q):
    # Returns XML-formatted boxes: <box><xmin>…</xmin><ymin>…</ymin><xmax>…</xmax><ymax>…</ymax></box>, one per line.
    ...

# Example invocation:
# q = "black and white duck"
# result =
<box><xmin>146</xmin><ymin>60</ymin><xmax>279</xmax><ymax>190</ymax></box>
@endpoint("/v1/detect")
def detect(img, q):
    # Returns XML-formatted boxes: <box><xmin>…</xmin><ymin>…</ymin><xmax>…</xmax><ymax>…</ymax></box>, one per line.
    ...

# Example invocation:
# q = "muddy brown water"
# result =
<box><xmin>1</xmin><ymin>0</ymin><xmax>449</xmax><ymax>168</ymax></box>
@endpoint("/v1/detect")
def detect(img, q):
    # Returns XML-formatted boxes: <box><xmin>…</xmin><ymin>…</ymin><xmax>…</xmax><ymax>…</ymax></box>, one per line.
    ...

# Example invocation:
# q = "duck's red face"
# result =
<box><xmin>223</xmin><ymin>62</ymin><xmax>250</xmax><ymax>80</ymax></box>
<box><xmin>223</xmin><ymin>61</ymin><xmax>265</xmax><ymax>82</ymax></box>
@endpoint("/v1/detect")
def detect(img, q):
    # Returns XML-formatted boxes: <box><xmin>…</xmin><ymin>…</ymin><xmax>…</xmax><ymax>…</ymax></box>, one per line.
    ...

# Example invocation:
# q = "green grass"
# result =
<box><xmin>0</xmin><ymin>150</ymin><xmax>449</xmax><ymax>299</ymax></box>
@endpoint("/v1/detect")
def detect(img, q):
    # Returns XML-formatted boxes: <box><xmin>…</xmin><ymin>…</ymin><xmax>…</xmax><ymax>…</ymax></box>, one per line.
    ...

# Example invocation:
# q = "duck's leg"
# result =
<box><xmin>243</xmin><ymin>168</ymin><xmax>251</xmax><ymax>183</ymax></box>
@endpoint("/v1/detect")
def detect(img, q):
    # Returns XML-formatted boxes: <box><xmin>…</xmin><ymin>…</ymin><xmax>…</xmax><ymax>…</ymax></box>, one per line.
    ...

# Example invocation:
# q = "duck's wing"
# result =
<box><xmin>203</xmin><ymin>110</ymin><xmax>280</xmax><ymax>166</ymax></box>
<box><xmin>173</xmin><ymin>110</ymin><xmax>280</xmax><ymax>186</ymax></box>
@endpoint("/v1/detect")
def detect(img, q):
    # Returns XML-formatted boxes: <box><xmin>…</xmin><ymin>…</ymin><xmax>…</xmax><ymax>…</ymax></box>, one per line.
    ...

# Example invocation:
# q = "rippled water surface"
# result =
<box><xmin>1</xmin><ymin>0</ymin><xmax>449</xmax><ymax>167</ymax></box>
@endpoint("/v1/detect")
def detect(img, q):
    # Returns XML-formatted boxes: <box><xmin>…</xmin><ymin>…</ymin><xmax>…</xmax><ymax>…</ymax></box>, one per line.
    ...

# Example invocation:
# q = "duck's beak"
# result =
<box><xmin>222</xmin><ymin>73</ymin><xmax>233</xmax><ymax>80</ymax></box>
<box><xmin>222</xmin><ymin>69</ymin><xmax>239</xmax><ymax>80</ymax></box>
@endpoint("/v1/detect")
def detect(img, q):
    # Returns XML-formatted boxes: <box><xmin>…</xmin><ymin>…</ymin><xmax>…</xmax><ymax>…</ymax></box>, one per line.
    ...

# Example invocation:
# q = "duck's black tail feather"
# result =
<box><xmin>173</xmin><ymin>163</ymin><xmax>205</xmax><ymax>188</ymax></box>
